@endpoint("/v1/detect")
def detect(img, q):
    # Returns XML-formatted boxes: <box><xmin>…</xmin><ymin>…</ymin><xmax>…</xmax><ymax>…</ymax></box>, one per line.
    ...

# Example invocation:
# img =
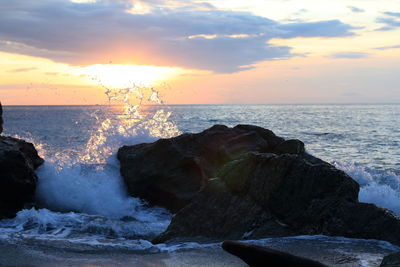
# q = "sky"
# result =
<box><xmin>0</xmin><ymin>0</ymin><xmax>399</xmax><ymax>105</ymax></box>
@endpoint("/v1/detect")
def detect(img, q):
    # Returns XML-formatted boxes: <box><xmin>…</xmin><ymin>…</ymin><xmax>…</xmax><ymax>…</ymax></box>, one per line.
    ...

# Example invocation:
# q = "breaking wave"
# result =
<box><xmin>334</xmin><ymin>161</ymin><xmax>400</xmax><ymax>215</ymax></box>
<box><xmin>0</xmin><ymin>85</ymin><xmax>180</xmax><ymax>246</ymax></box>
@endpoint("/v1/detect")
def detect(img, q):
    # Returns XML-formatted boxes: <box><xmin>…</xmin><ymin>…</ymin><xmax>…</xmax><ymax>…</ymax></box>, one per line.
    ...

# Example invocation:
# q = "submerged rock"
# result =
<box><xmin>0</xmin><ymin>136</ymin><xmax>44</xmax><ymax>218</ymax></box>
<box><xmin>221</xmin><ymin>240</ymin><xmax>327</xmax><ymax>267</ymax></box>
<box><xmin>118</xmin><ymin>124</ymin><xmax>400</xmax><ymax>245</ymax></box>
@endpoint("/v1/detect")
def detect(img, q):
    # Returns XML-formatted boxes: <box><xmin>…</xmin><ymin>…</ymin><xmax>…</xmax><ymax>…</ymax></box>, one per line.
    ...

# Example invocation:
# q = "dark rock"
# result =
<box><xmin>118</xmin><ymin>124</ymin><xmax>286</xmax><ymax>212</ymax></box>
<box><xmin>381</xmin><ymin>251</ymin><xmax>400</xmax><ymax>267</ymax></box>
<box><xmin>154</xmin><ymin>152</ymin><xmax>369</xmax><ymax>243</ymax></box>
<box><xmin>0</xmin><ymin>136</ymin><xmax>44</xmax><ymax>218</ymax></box>
<box><xmin>0</xmin><ymin>101</ymin><xmax>3</xmax><ymax>134</ymax></box>
<box><xmin>118</xmin><ymin>124</ymin><xmax>400</xmax><ymax>245</ymax></box>
<box><xmin>221</xmin><ymin>240</ymin><xmax>327</xmax><ymax>267</ymax></box>
<box><xmin>299</xmin><ymin>199</ymin><xmax>400</xmax><ymax>245</ymax></box>
<box><xmin>274</xmin><ymin>139</ymin><xmax>305</xmax><ymax>155</ymax></box>
<box><xmin>152</xmin><ymin>177</ymin><xmax>289</xmax><ymax>243</ymax></box>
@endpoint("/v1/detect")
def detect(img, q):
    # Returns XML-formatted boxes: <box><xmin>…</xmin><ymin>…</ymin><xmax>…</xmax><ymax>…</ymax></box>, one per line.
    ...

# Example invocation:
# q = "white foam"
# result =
<box><xmin>5</xmin><ymin>98</ymin><xmax>178</xmax><ymax>245</ymax></box>
<box><xmin>30</xmin><ymin>131</ymin><xmax>172</xmax><ymax>241</ymax></box>
<box><xmin>28</xmin><ymin>87</ymin><xmax>180</xmax><ymax>239</ymax></box>
<box><xmin>156</xmin><ymin>242</ymin><xmax>220</xmax><ymax>252</ymax></box>
<box><xmin>334</xmin><ymin>162</ymin><xmax>400</xmax><ymax>215</ymax></box>
<box><xmin>36</xmin><ymin>160</ymin><xmax>157</xmax><ymax>219</ymax></box>
<box><xmin>0</xmin><ymin>207</ymin><xmax>170</xmax><ymax>241</ymax></box>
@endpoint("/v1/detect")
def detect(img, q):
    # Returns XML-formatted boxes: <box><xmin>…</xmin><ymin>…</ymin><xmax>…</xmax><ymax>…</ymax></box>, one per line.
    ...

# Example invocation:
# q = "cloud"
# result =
<box><xmin>0</xmin><ymin>0</ymin><xmax>357</xmax><ymax>73</ymax></box>
<box><xmin>291</xmin><ymin>9</ymin><xmax>309</xmax><ymax>17</ymax></box>
<box><xmin>7</xmin><ymin>67</ymin><xmax>38</xmax><ymax>73</ymax></box>
<box><xmin>328</xmin><ymin>52</ymin><xmax>370</xmax><ymax>59</ymax></box>
<box><xmin>375</xmin><ymin>12</ymin><xmax>400</xmax><ymax>31</ymax></box>
<box><xmin>376</xmin><ymin>17</ymin><xmax>400</xmax><ymax>27</ymax></box>
<box><xmin>375</xmin><ymin>26</ymin><xmax>396</xmax><ymax>31</ymax></box>
<box><xmin>384</xmin><ymin>11</ymin><xmax>400</xmax><ymax>17</ymax></box>
<box><xmin>373</xmin><ymin>44</ymin><xmax>400</xmax><ymax>50</ymax></box>
<box><xmin>348</xmin><ymin>6</ymin><xmax>365</xmax><ymax>13</ymax></box>
<box><xmin>45</xmin><ymin>72</ymin><xmax>60</xmax><ymax>76</ymax></box>
<box><xmin>277</xmin><ymin>20</ymin><xmax>357</xmax><ymax>38</ymax></box>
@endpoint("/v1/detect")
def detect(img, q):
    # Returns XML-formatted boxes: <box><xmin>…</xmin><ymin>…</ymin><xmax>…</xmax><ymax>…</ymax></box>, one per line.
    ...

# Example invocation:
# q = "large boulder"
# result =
<box><xmin>118</xmin><ymin>125</ymin><xmax>290</xmax><ymax>212</ymax></box>
<box><xmin>0</xmin><ymin>136</ymin><xmax>44</xmax><ymax>218</ymax></box>
<box><xmin>154</xmin><ymin>151</ymin><xmax>400</xmax><ymax>245</ymax></box>
<box><xmin>118</xmin><ymin>124</ymin><xmax>400</xmax><ymax>245</ymax></box>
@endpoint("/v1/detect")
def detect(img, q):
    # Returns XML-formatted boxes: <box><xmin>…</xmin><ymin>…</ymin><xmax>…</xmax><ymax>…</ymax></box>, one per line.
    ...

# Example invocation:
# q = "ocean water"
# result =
<box><xmin>1</xmin><ymin>102</ymin><xmax>400</xmax><ymax>261</ymax></box>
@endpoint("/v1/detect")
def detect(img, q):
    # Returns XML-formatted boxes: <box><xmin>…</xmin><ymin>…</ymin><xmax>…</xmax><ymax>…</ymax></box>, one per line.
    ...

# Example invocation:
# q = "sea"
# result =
<box><xmin>1</xmin><ymin>98</ymin><xmax>400</xmax><ymax>265</ymax></box>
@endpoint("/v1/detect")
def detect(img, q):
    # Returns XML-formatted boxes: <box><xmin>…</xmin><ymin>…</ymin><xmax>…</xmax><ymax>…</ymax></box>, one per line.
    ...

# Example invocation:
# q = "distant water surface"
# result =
<box><xmin>4</xmin><ymin>104</ymin><xmax>400</xmax><ymax>171</ymax></box>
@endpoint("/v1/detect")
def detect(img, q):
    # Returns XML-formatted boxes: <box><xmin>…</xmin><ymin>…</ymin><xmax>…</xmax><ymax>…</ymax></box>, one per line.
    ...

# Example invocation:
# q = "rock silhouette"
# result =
<box><xmin>118</xmin><ymin>125</ymin><xmax>400</xmax><ymax>245</ymax></box>
<box><xmin>118</xmin><ymin>125</ymin><xmax>294</xmax><ymax>212</ymax></box>
<box><xmin>0</xmin><ymin>103</ymin><xmax>44</xmax><ymax>218</ymax></box>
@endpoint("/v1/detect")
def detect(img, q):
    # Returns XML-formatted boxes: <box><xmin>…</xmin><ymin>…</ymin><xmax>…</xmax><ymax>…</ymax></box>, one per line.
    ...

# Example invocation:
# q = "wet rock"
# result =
<box><xmin>274</xmin><ymin>139</ymin><xmax>305</xmax><ymax>155</ymax></box>
<box><xmin>118</xmin><ymin>124</ymin><xmax>400</xmax><ymax>245</ymax></box>
<box><xmin>154</xmin><ymin>152</ymin><xmax>369</xmax><ymax>243</ymax></box>
<box><xmin>0</xmin><ymin>136</ymin><xmax>44</xmax><ymax>218</ymax></box>
<box><xmin>221</xmin><ymin>240</ymin><xmax>327</xmax><ymax>267</ymax></box>
<box><xmin>152</xmin><ymin>177</ymin><xmax>288</xmax><ymax>243</ymax></box>
<box><xmin>117</xmin><ymin>125</ymin><xmax>286</xmax><ymax>212</ymax></box>
<box><xmin>299</xmin><ymin>199</ymin><xmax>400</xmax><ymax>246</ymax></box>
<box><xmin>381</xmin><ymin>251</ymin><xmax>400</xmax><ymax>267</ymax></box>
<box><xmin>155</xmin><ymin>151</ymin><xmax>400</xmax><ymax>245</ymax></box>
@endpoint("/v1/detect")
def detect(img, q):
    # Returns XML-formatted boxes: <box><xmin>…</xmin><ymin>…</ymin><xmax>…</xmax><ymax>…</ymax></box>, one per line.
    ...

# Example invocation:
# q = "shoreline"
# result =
<box><xmin>0</xmin><ymin>235</ymin><xmax>397</xmax><ymax>267</ymax></box>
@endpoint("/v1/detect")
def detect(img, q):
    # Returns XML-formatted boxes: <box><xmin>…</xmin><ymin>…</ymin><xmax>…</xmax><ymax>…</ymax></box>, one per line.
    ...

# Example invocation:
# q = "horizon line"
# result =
<box><xmin>2</xmin><ymin>102</ymin><xmax>400</xmax><ymax>107</ymax></box>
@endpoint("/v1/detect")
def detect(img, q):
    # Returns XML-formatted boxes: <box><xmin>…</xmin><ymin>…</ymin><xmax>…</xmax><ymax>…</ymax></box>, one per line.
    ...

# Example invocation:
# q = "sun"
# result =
<box><xmin>81</xmin><ymin>64</ymin><xmax>181</xmax><ymax>88</ymax></box>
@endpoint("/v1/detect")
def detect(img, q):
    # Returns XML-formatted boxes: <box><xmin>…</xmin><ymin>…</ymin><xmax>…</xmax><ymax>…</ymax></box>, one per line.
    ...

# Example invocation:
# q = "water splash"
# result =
<box><xmin>0</xmin><ymin>207</ymin><xmax>170</xmax><ymax>242</ymax></box>
<box><xmin>31</xmin><ymin>83</ymin><xmax>181</xmax><ymax>212</ymax></box>
<box><xmin>334</xmin><ymin>161</ymin><xmax>400</xmax><ymax>215</ymax></box>
<box><xmin>0</xmin><ymin>83</ymin><xmax>180</xmax><ymax>246</ymax></box>
<box><xmin>79</xmin><ymin>84</ymin><xmax>180</xmax><ymax>165</ymax></box>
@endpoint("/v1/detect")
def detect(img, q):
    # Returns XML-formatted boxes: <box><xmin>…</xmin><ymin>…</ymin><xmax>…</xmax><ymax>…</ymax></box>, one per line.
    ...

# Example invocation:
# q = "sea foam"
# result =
<box><xmin>335</xmin><ymin>162</ymin><xmax>400</xmax><ymax>215</ymax></box>
<box><xmin>0</xmin><ymin>86</ymin><xmax>180</xmax><ymax>244</ymax></box>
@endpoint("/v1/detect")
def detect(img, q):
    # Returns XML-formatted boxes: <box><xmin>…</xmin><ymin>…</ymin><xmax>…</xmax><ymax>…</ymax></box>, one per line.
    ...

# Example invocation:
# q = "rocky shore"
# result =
<box><xmin>0</xmin><ymin>102</ymin><xmax>44</xmax><ymax>218</ymax></box>
<box><xmin>0</xmin><ymin>236</ymin><xmax>397</xmax><ymax>267</ymax></box>
<box><xmin>118</xmin><ymin>124</ymin><xmax>400</xmax><ymax>247</ymax></box>
<box><xmin>1</xmin><ymin>101</ymin><xmax>399</xmax><ymax>266</ymax></box>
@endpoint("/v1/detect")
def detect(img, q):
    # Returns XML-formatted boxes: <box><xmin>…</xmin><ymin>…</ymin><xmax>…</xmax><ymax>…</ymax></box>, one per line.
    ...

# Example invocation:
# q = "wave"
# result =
<box><xmin>35</xmin><ymin>161</ymin><xmax>170</xmax><ymax>220</ymax></box>
<box><xmin>32</xmin><ymin>85</ymin><xmax>179</xmax><ymax>216</ymax></box>
<box><xmin>334</xmin><ymin>161</ymin><xmax>400</xmax><ymax>215</ymax></box>
<box><xmin>2</xmin><ymin>85</ymin><xmax>399</xmax><ymax>253</ymax></box>
<box><xmin>0</xmin><ymin>208</ymin><xmax>170</xmax><ymax>242</ymax></box>
<box><xmin>0</xmin><ymin>85</ymin><xmax>181</xmax><ymax>246</ymax></box>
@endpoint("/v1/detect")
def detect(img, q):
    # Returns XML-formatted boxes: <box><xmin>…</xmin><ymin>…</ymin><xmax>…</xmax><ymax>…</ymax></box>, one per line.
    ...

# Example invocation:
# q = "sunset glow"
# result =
<box><xmin>81</xmin><ymin>64</ymin><xmax>182</xmax><ymax>88</ymax></box>
<box><xmin>0</xmin><ymin>0</ymin><xmax>399</xmax><ymax>104</ymax></box>
<box><xmin>1</xmin><ymin>1</ymin><xmax>400</xmax><ymax>259</ymax></box>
